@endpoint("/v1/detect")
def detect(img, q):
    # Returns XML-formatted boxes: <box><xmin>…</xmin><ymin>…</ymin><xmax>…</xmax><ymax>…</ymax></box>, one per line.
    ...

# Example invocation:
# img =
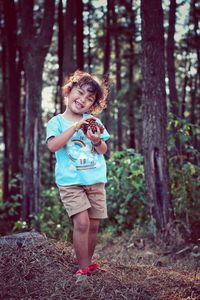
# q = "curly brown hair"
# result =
<box><xmin>62</xmin><ymin>70</ymin><xmax>109</xmax><ymax>115</ymax></box>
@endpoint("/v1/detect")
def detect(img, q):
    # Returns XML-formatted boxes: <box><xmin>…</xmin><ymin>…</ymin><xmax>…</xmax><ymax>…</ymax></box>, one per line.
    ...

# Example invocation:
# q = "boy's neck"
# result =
<box><xmin>62</xmin><ymin>109</ymin><xmax>83</xmax><ymax>122</ymax></box>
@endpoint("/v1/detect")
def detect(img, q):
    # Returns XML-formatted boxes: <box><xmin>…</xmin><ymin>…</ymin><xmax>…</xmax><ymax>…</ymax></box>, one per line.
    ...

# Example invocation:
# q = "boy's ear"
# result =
<box><xmin>62</xmin><ymin>83</ymin><xmax>72</xmax><ymax>96</ymax></box>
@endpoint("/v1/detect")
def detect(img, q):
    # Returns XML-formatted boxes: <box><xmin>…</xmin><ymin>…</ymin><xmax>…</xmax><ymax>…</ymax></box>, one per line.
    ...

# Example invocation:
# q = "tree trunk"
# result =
<box><xmin>167</xmin><ymin>0</ymin><xmax>182</xmax><ymax>156</ymax></box>
<box><xmin>23</xmin><ymin>70</ymin><xmax>42</xmax><ymax>221</ymax></box>
<box><xmin>63</xmin><ymin>0</ymin><xmax>75</xmax><ymax>75</ymax></box>
<box><xmin>58</xmin><ymin>0</ymin><xmax>64</xmax><ymax>113</ymax></box>
<box><xmin>111</xmin><ymin>1</ymin><xmax>122</xmax><ymax>150</ymax></box>
<box><xmin>102</xmin><ymin>0</ymin><xmax>111</xmax><ymax>133</ymax></box>
<box><xmin>190</xmin><ymin>73</ymin><xmax>198</xmax><ymax>156</ymax></box>
<box><xmin>141</xmin><ymin>0</ymin><xmax>173</xmax><ymax>232</ymax></box>
<box><xmin>190</xmin><ymin>0</ymin><xmax>200</xmax><ymax>152</ymax></box>
<box><xmin>127</xmin><ymin>0</ymin><xmax>135</xmax><ymax>149</ymax></box>
<box><xmin>86</xmin><ymin>0</ymin><xmax>93</xmax><ymax>72</ymax></box>
<box><xmin>1</xmin><ymin>26</ymin><xmax>10</xmax><ymax>203</ymax></box>
<box><xmin>76</xmin><ymin>0</ymin><xmax>84</xmax><ymax>70</ymax></box>
<box><xmin>181</xmin><ymin>58</ymin><xmax>191</xmax><ymax>118</ymax></box>
<box><xmin>167</xmin><ymin>0</ymin><xmax>178</xmax><ymax>116</ymax></box>
<box><xmin>103</xmin><ymin>0</ymin><xmax>111</xmax><ymax>77</ymax></box>
<box><xmin>20</xmin><ymin>0</ymin><xmax>55</xmax><ymax>222</ymax></box>
<box><xmin>2</xmin><ymin>0</ymin><xmax>21</xmax><ymax>209</ymax></box>
<box><xmin>191</xmin><ymin>0</ymin><xmax>200</xmax><ymax>84</ymax></box>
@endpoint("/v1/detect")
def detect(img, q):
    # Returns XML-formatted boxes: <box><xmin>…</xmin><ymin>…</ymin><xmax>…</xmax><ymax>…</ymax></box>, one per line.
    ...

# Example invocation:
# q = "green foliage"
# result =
<box><xmin>13</xmin><ymin>220</ymin><xmax>28</xmax><ymax>231</ymax></box>
<box><xmin>31</xmin><ymin>187</ymin><xmax>72</xmax><ymax>240</ymax></box>
<box><xmin>0</xmin><ymin>181</ymin><xmax>71</xmax><ymax>240</ymax></box>
<box><xmin>170</xmin><ymin>160</ymin><xmax>200</xmax><ymax>225</ymax></box>
<box><xmin>106</xmin><ymin>149</ymin><xmax>147</xmax><ymax>231</ymax></box>
<box><xmin>168</xmin><ymin>113</ymin><xmax>199</xmax><ymax>156</ymax></box>
<box><xmin>0</xmin><ymin>173</ymin><xmax>23</xmax><ymax>234</ymax></box>
<box><xmin>9</xmin><ymin>174</ymin><xmax>23</xmax><ymax>216</ymax></box>
<box><xmin>168</xmin><ymin>113</ymin><xmax>200</xmax><ymax>237</ymax></box>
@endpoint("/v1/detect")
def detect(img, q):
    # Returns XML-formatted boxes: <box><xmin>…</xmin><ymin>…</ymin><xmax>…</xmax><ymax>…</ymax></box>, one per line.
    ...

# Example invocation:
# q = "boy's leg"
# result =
<box><xmin>84</xmin><ymin>183</ymin><xmax>107</xmax><ymax>263</ymax></box>
<box><xmin>88</xmin><ymin>218</ymin><xmax>100</xmax><ymax>261</ymax></box>
<box><xmin>72</xmin><ymin>210</ymin><xmax>91</xmax><ymax>269</ymax></box>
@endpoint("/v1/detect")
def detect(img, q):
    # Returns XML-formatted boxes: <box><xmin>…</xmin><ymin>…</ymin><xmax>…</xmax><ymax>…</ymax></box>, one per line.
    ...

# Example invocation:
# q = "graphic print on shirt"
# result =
<box><xmin>66</xmin><ymin>136</ymin><xmax>100</xmax><ymax>171</ymax></box>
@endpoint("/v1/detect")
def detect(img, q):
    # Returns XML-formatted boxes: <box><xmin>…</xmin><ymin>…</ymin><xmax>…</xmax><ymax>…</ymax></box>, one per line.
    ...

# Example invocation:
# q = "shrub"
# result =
<box><xmin>106</xmin><ymin>149</ymin><xmax>147</xmax><ymax>231</ymax></box>
<box><xmin>31</xmin><ymin>186</ymin><xmax>72</xmax><ymax>240</ymax></box>
<box><xmin>168</xmin><ymin>113</ymin><xmax>200</xmax><ymax>239</ymax></box>
<box><xmin>169</xmin><ymin>159</ymin><xmax>200</xmax><ymax>239</ymax></box>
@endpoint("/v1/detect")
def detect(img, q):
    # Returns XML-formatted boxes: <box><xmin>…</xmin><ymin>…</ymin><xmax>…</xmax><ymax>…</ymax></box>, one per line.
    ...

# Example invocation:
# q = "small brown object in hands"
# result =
<box><xmin>80</xmin><ymin>119</ymin><xmax>104</xmax><ymax>135</ymax></box>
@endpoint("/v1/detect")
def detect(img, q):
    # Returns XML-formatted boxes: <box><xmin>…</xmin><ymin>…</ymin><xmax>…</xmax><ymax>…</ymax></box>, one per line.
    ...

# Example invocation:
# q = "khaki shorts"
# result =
<box><xmin>58</xmin><ymin>183</ymin><xmax>107</xmax><ymax>219</ymax></box>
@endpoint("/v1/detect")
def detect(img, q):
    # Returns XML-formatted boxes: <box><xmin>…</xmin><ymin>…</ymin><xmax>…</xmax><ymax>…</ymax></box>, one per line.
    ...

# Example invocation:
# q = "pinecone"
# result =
<box><xmin>80</xmin><ymin>119</ymin><xmax>104</xmax><ymax>135</ymax></box>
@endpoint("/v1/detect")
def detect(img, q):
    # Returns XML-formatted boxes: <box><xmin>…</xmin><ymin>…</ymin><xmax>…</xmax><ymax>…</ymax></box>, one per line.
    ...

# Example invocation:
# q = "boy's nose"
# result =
<box><xmin>80</xmin><ymin>95</ymin><xmax>86</xmax><ymax>103</ymax></box>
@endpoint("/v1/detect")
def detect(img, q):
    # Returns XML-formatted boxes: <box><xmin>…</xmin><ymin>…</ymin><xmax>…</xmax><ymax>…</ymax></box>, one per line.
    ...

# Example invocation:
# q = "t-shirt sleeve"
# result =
<box><xmin>97</xmin><ymin>119</ymin><xmax>110</xmax><ymax>142</ymax></box>
<box><xmin>46</xmin><ymin>116</ymin><xmax>61</xmax><ymax>143</ymax></box>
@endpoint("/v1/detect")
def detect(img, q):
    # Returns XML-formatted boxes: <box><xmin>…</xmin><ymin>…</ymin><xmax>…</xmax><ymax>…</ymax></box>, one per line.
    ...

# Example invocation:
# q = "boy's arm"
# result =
<box><xmin>92</xmin><ymin>139</ymin><xmax>108</xmax><ymax>155</ymax></box>
<box><xmin>87</xmin><ymin>126</ymin><xmax>108</xmax><ymax>155</ymax></box>
<box><xmin>47</xmin><ymin>124</ymin><xmax>77</xmax><ymax>152</ymax></box>
<box><xmin>47</xmin><ymin>117</ymin><xmax>94</xmax><ymax>152</ymax></box>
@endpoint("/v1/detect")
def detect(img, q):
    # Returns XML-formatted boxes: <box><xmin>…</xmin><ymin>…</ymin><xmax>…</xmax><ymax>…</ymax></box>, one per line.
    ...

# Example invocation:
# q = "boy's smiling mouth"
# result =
<box><xmin>74</xmin><ymin>100</ymin><xmax>84</xmax><ymax>109</ymax></box>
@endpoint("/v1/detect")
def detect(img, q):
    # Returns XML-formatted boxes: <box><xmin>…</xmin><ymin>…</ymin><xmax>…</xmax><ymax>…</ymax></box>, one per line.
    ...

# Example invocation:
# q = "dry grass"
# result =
<box><xmin>0</xmin><ymin>232</ymin><xmax>199</xmax><ymax>300</ymax></box>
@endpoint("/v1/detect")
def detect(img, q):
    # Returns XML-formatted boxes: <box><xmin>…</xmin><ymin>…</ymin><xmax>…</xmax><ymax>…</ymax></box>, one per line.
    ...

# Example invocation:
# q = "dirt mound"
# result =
<box><xmin>0</xmin><ymin>232</ymin><xmax>199</xmax><ymax>299</ymax></box>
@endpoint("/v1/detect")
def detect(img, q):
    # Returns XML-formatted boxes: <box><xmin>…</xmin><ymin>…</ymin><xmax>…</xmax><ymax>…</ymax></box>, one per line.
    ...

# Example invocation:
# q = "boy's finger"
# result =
<box><xmin>86</xmin><ymin>117</ymin><xmax>96</xmax><ymax>122</ymax></box>
<box><xmin>96</xmin><ymin>126</ymin><xmax>100</xmax><ymax>134</ymax></box>
<box><xmin>86</xmin><ymin>129</ymin><xmax>92</xmax><ymax>137</ymax></box>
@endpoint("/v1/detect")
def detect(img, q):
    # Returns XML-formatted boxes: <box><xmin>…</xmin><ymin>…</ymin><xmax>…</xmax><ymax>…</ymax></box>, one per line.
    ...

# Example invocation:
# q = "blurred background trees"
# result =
<box><xmin>0</xmin><ymin>0</ymin><xmax>199</xmax><ymax>240</ymax></box>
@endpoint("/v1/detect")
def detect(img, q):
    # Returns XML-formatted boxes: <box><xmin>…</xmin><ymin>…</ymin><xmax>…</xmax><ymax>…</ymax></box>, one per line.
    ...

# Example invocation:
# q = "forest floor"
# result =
<box><xmin>0</xmin><ymin>230</ymin><xmax>199</xmax><ymax>300</ymax></box>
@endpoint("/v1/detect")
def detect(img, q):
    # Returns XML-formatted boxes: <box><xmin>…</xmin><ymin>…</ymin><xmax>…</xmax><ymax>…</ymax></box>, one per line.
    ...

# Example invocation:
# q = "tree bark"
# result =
<box><xmin>76</xmin><ymin>0</ymin><xmax>84</xmax><ymax>70</ymax></box>
<box><xmin>191</xmin><ymin>0</ymin><xmax>200</xmax><ymax>84</ymax></box>
<box><xmin>2</xmin><ymin>0</ymin><xmax>21</xmax><ymax>208</ymax></box>
<box><xmin>181</xmin><ymin>57</ymin><xmax>191</xmax><ymax>118</ymax></box>
<box><xmin>20</xmin><ymin>0</ymin><xmax>55</xmax><ymax>222</ymax></box>
<box><xmin>102</xmin><ymin>0</ymin><xmax>111</xmax><ymax>133</ymax></box>
<box><xmin>58</xmin><ymin>0</ymin><xmax>64</xmax><ymax>112</ymax></box>
<box><xmin>103</xmin><ymin>0</ymin><xmax>111</xmax><ymax>77</ymax></box>
<box><xmin>190</xmin><ymin>0</ymin><xmax>200</xmax><ymax>151</ymax></box>
<box><xmin>167</xmin><ymin>0</ymin><xmax>178</xmax><ymax>116</ymax></box>
<box><xmin>111</xmin><ymin>1</ymin><xmax>123</xmax><ymax>150</ymax></box>
<box><xmin>63</xmin><ymin>0</ymin><xmax>75</xmax><ymax>75</ymax></box>
<box><xmin>86</xmin><ymin>0</ymin><xmax>93</xmax><ymax>72</ymax></box>
<box><xmin>189</xmin><ymin>72</ymin><xmax>198</xmax><ymax>155</ymax></box>
<box><xmin>167</xmin><ymin>0</ymin><xmax>182</xmax><ymax>156</ymax></box>
<box><xmin>1</xmin><ymin>45</ymin><xmax>10</xmax><ymax>203</ymax></box>
<box><xmin>141</xmin><ymin>0</ymin><xmax>173</xmax><ymax>231</ymax></box>
<box><xmin>127</xmin><ymin>0</ymin><xmax>136</xmax><ymax>149</ymax></box>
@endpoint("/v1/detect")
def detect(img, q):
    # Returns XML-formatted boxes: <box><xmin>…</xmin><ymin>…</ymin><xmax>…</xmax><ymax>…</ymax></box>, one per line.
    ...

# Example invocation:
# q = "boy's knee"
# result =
<box><xmin>74</xmin><ymin>220</ymin><xmax>89</xmax><ymax>233</ymax></box>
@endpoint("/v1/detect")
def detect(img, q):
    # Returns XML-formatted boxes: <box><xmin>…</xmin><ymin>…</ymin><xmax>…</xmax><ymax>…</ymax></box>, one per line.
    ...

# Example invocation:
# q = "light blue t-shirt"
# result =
<box><xmin>46</xmin><ymin>114</ymin><xmax>110</xmax><ymax>186</ymax></box>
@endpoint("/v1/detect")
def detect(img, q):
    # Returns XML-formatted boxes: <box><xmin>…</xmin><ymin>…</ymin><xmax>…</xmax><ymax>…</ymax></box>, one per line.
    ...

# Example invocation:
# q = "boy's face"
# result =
<box><xmin>67</xmin><ymin>84</ymin><xmax>96</xmax><ymax>114</ymax></box>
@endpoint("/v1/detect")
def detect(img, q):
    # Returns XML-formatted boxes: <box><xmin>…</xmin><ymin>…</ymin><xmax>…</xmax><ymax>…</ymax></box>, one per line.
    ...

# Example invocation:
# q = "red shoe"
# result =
<box><xmin>88</xmin><ymin>262</ymin><xmax>107</xmax><ymax>272</ymax></box>
<box><xmin>88</xmin><ymin>262</ymin><xmax>100</xmax><ymax>271</ymax></box>
<box><xmin>75</xmin><ymin>267</ymin><xmax>91</xmax><ymax>276</ymax></box>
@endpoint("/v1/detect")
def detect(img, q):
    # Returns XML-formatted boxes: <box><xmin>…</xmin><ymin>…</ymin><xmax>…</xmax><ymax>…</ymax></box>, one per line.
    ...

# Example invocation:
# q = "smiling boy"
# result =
<box><xmin>46</xmin><ymin>70</ymin><xmax>110</xmax><ymax>278</ymax></box>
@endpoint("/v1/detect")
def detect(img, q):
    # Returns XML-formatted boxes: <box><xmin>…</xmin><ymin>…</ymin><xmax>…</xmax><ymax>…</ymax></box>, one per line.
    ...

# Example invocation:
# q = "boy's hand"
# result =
<box><xmin>87</xmin><ymin>126</ymin><xmax>101</xmax><ymax>144</ymax></box>
<box><xmin>77</xmin><ymin>117</ymin><xmax>96</xmax><ymax>130</ymax></box>
<box><xmin>80</xmin><ymin>118</ymin><xmax>104</xmax><ymax>135</ymax></box>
